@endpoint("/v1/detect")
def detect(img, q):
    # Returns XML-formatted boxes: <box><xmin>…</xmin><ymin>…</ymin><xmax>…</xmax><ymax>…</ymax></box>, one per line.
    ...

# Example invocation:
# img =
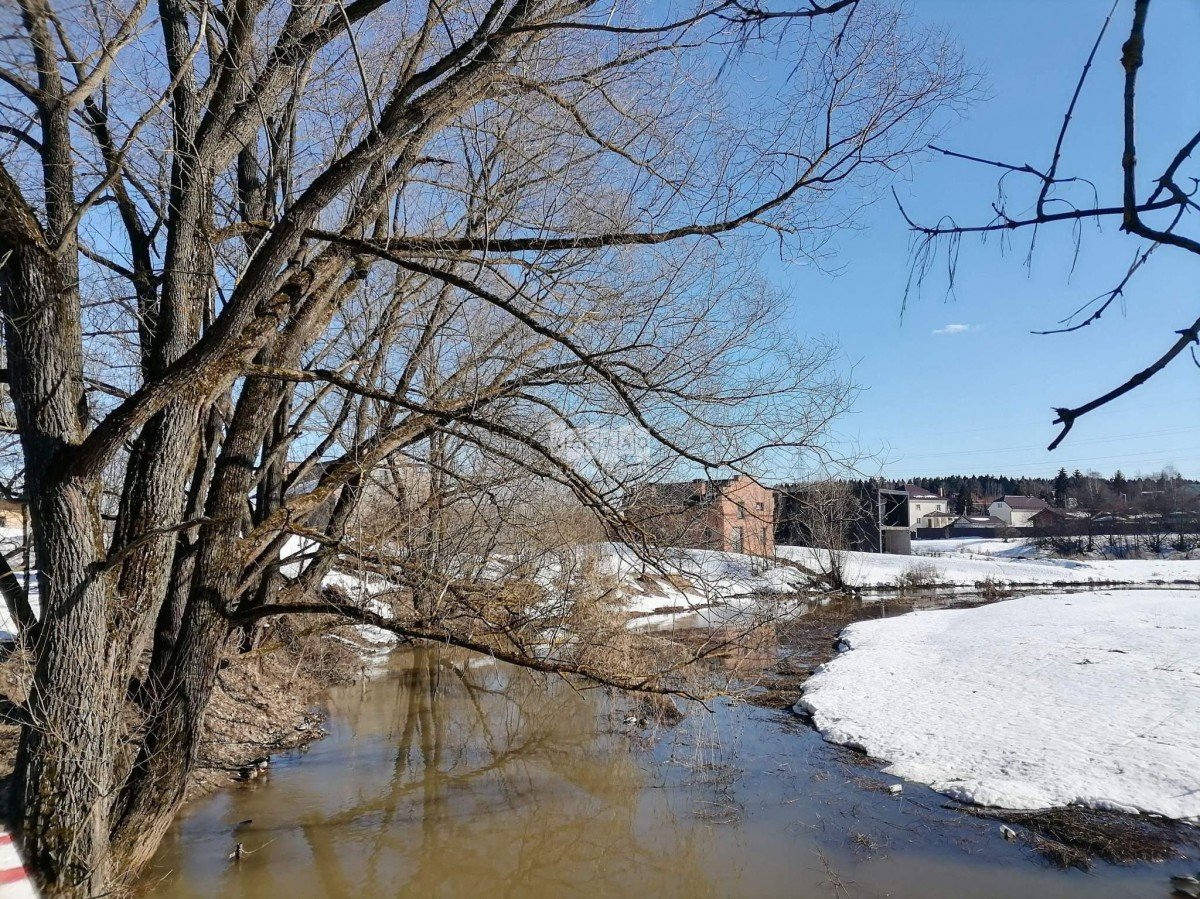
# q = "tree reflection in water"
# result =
<box><xmin>147</xmin><ymin>646</ymin><xmax>722</xmax><ymax>898</ymax></box>
<box><xmin>144</xmin><ymin>641</ymin><xmax>1187</xmax><ymax>899</ymax></box>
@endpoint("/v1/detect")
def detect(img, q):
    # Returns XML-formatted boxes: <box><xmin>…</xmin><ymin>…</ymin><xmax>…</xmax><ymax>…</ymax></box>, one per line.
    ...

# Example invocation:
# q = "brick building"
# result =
<box><xmin>624</xmin><ymin>475</ymin><xmax>775</xmax><ymax>555</ymax></box>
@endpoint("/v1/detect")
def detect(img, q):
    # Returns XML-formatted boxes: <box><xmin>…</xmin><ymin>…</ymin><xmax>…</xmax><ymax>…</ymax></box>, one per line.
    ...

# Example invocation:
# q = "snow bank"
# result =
<box><xmin>798</xmin><ymin>590</ymin><xmax>1200</xmax><ymax>820</ymax></box>
<box><xmin>777</xmin><ymin>545</ymin><xmax>1200</xmax><ymax>589</ymax></box>
<box><xmin>601</xmin><ymin>544</ymin><xmax>810</xmax><ymax>614</ymax></box>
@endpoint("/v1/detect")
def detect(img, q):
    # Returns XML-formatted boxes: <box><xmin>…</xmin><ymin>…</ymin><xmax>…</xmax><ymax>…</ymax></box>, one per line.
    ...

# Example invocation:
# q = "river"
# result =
<box><xmin>143</xmin><ymin>632</ymin><xmax>1193</xmax><ymax>897</ymax></box>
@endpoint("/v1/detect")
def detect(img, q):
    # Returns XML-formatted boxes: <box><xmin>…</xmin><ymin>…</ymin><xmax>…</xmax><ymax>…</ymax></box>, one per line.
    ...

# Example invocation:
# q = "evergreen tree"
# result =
<box><xmin>1053</xmin><ymin>468</ymin><xmax>1070</xmax><ymax>507</ymax></box>
<box><xmin>955</xmin><ymin>490</ymin><xmax>972</xmax><ymax>516</ymax></box>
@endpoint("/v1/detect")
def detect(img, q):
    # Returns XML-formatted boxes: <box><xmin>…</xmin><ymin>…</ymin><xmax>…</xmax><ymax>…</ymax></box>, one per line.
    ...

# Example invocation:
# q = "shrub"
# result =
<box><xmin>978</xmin><ymin>576</ymin><xmax>1015</xmax><ymax>600</ymax></box>
<box><xmin>894</xmin><ymin>561</ymin><xmax>943</xmax><ymax>592</ymax></box>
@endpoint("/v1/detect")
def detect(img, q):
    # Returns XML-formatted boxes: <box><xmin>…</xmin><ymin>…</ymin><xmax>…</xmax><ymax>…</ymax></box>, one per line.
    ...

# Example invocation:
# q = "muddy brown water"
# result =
<box><xmin>143</xmin><ymin>613</ymin><xmax>1195</xmax><ymax>899</ymax></box>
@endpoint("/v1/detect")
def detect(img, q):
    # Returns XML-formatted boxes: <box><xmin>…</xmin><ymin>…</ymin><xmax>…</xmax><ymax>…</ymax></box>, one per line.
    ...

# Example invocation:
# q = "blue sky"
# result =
<box><xmin>768</xmin><ymin>0</ymin><xmax>1200</xmax><ymax>479</ymax></box>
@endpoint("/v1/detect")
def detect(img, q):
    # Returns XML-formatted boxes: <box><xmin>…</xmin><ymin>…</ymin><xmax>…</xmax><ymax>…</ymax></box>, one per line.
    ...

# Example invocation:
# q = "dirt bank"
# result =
<box><xmin>0</xmin><ymin>619</ymin><xmax>376</xmax><ymax>802</ymax></box>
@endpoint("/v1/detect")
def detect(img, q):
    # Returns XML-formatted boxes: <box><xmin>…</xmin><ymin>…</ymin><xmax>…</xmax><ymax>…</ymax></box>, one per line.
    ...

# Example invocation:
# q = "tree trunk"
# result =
<box><xmin>109</xmin><ymin>573</ymin><xmax>229</xmax><ymax>872</ymax></box>
<box><xmin>16</xmin><ymin>484</ymin><xmax>116</xmax><ymax>897</ymax></box>
<box><xmin>1</xmin><ymin>234</ymin><xmax>118</xmax><ymax>897</ymax></box>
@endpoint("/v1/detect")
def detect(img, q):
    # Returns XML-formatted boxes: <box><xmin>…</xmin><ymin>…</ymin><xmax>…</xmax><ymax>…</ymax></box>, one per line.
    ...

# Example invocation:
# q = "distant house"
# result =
<box><xmin>989</xmin><ymin>495</ymin><xmax>1051</xmax><ymax>528</ymax></box>
<box><xmin>625</xmin><ymin>474</ymin><xmax>774</xmax><ymax>556</ymax></box>
<box><xmin>949</xmin><ymin>515</ymin><xmax>1007</xmax><ymax>536</ymax></box>
<box><xmin>1030</xmin><ymin>507</ymin><xmax>1068</xmax><ymax>528</ymax></box>
<box><xmin>921</xmin><ymin>509</ymin><xmax>958</xmax><ymax>530</ymax></box>
<box><xmin>904</xmin><ymin>484</ymin><xmax>951</xmax><ymax>530</ymax></box>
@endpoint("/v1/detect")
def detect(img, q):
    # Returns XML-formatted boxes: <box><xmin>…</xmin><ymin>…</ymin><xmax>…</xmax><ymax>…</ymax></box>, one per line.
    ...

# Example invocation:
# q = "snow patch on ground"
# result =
<box><xmin>798</xmin><ymin>590</ymin><xmax>1200</xmax><ymax>821</ymax></box>
<box><xmin>279</xmin><ymin>536</ymin><xmax>401</xmax><ymax>649</ymax></box>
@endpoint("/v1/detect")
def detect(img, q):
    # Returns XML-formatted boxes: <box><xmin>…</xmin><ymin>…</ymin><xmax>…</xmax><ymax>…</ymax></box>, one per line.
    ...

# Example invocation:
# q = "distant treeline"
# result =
<box><xmin>875</xmin><ymin>467</ymin><xmax>1198</xmax><ymax>515</ymax></box>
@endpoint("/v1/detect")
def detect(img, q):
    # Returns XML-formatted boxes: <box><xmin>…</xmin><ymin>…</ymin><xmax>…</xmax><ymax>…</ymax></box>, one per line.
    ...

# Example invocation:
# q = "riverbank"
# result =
<box><xmin>0</xmin><ymin>619</ymin><xmax>375</xmax><ymax>802</ymax></box>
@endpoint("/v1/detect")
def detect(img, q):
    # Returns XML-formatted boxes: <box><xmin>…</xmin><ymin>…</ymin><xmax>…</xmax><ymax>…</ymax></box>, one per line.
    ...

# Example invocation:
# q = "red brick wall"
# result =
<box><xmin>714</xmin><ymin>476</ymin><xmax>774</xmax><ymax>555</ymax></box>
<box><xmin>625</xmin><ymin>476</ymin><xmax>774</xmax><ymax>556</ymax></box>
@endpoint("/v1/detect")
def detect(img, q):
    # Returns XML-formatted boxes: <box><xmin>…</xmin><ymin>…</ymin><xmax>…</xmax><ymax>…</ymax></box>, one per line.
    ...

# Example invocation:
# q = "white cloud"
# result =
<box><xmin>932</xmin><ymin>323</ymin><xmax>972</xmax><ymax>336</ymax></box>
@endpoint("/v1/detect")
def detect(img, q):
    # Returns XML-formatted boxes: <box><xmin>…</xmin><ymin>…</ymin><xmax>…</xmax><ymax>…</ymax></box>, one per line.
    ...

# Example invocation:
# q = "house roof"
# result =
<box><xmin>994</xmin><ymin>495</ymin><xmax>1050</xmax><ymax>511</ymax></box>
<box><xmin>950</xmin><ymin>515</ymin><xmax>1007</xmax><ymax>528</ymax></box>
<box><xmin>1032</xmin><ymin>506</ymin><xmax>1066</xmax><ymax>518</ymax></box>
<box><xmin>904</xmin><ymin>484</ymin><xmax>942</xmax><ymax>500</ymax></box>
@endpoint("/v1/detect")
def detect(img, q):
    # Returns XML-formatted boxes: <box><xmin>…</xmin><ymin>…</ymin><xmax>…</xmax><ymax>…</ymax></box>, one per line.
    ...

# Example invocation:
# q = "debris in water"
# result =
<box><xmin>229</xmin><ymin>842</ymin><xmax>246</xmax><ymax>862</ymax></box>
<box><xmin>1172</xmin><ymin>873</ymin><xmax>1200</xmax><ymax>898</ymax></box>
<box><xmin>888</xmin><ymin>784</ymin><xmax>903</xmax><ymax>795</ymax></box>
<box><xmin>1000</xmin><ymin>825</ymin><xmax>1017</xmax><ymax>842</ymax></box>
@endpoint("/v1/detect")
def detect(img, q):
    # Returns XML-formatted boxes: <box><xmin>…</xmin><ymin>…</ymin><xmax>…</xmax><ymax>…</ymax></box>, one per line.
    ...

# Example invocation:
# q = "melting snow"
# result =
<box><xmin>798</xmin><ymin>590</ymin><xmax>1200</xmax><ymax>820</ymax></box>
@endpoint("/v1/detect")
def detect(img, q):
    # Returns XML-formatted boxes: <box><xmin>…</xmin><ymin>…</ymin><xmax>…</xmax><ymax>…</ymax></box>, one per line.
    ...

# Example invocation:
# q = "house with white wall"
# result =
<box><xmin>989</xmin><ymin>495</ymin><xmax>1051</xmax><ymax>528</ymax></box>
<box><xmin>905</xmin><ymin>484</ymin><xmax>951</xmax><ymax>529</ymax></box>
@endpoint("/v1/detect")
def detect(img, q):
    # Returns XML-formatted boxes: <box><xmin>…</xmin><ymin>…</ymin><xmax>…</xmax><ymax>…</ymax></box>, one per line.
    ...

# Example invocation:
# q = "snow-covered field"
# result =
<box><xmin>911</xmin><ymin>537</ymin><xmax>1037</xmax><ymax>558</ymax></box>
<box><xmin>913</xmin><ymin>535</ymin><xmax>1200</xmax><ymax>562</ymax></box>
<box><xmin>798</xmin><ymin>590</ymin><xmax>1200</xmax><ymax>821</ymax></box>
<box><xmin>777</xmin><ymin>544</ymin><xmax>1200</xmax><ymax>590</ymax></box>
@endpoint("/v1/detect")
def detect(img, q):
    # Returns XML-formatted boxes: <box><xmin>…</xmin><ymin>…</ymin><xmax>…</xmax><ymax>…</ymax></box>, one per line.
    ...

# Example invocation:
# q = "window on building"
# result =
<box><xmin>737</xmin><ymin>504</ymin><xmax>746</xmax><ymax>519</ymax></box>
<box><xmin>755</xmin><ymin>501</ymin><xmax>765</xmax><ymax>511</ymax></box>
<box><xmin>730</xmin><ymin>527</ymin><xmax>744</xmax><ymax>553</ymax></box>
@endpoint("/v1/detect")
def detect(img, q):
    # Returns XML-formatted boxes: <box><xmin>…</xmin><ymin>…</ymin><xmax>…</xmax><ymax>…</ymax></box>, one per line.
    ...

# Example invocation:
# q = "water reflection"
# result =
<box><xmin>147</xmin><ymin>648</ymin><xmax>723</xmax><ymax>898</ymax></box>
<box><xmin>144</xmin><ymin>640</ymin><xmax>1193</xmax><ymax>899</ymax></box>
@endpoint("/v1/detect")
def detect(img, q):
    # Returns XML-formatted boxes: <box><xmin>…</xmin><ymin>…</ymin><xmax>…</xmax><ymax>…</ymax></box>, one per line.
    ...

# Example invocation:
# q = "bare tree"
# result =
<box><xmin>899</xmin><ymin>0</ymin><xmax>1199</xmax><ymax>450</ymax></box>
<box><xmin>783</xmin><ymin>479</ymin><xmax>859</xmax><ymax>590</ymax></box>
<box><xmin>0</xmin><ymin>0</ymin><xmax>966</xmax><ymax>892</ymax></box>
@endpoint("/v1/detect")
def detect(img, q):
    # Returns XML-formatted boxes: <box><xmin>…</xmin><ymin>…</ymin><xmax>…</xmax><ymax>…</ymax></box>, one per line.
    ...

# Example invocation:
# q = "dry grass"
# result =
<box><xmin>977</xmin><ymin>577</ymin><xmax>1016</xmax><ymax>600</ymax></box>
<box><xmin>893</xmin><ymin>561</ymin><xmax>944</xmax><ymax>592</ymax></box>
<box><xmin>774</xmin><ymin>600</ymin><xmax>866</xmax><ymax>671</ymax></box>
<box><xmin>850</xmin><ymin>831</ymin><xmax>884</xmax><ymax>856</ymax></box>
<box><xmin>834</xmin><ymin>744</ymin><xmax>884</xmax><ymax>770</ymax></box>
<box><xmin>959</xmin><ymin>806</ymin><xmax>1196</xmax><ymax>868</ymax></box>
<box><xmin>692</xmin><ymin>796</ymin><xmax>743</xmax><ymax>825</ymax></box>
<box><xmin>634</xmin><ymin>692</ymin><xmax>686</xmax><ymax>726</ymax></box>
<box><xmin>849</xmin><ymin>774</ymin><xmax>895</xmax><ymax>794</ymax></box>
<box><xmin>742</xmin><ymin>676</ymin><xmax>804</xmax><ymax>709</ymax></box>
